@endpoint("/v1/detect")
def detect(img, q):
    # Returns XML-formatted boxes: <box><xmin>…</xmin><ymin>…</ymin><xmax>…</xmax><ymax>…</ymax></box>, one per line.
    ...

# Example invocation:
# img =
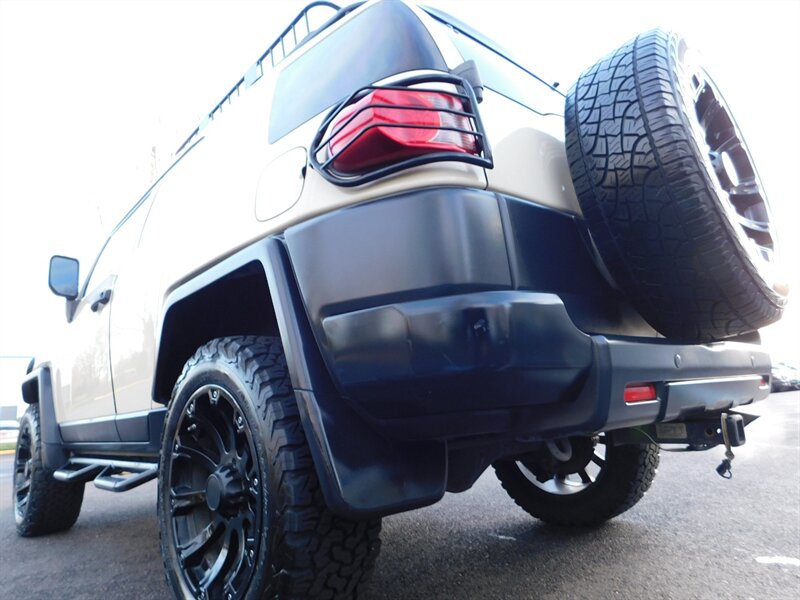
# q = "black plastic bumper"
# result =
<box><xmin>321</xmin><ymin>290</ymin><xmax>770</xmax><ymax>440</ymax></box>
<box><xmin>284</xmin><ymin>188</ymin><xmax>770</xmax><ymax>441</ymax></box>
<box><xmin>277</xmin><ymin>187</ymin><xmax>770</xmax><ymax>518</ymax></box>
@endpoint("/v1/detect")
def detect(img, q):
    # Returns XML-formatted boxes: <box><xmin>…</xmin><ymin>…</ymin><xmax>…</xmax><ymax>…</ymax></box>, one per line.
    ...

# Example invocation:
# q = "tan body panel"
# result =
<box><xmin>479</xmin><ymin>91</ymin><xmax>580</xmax><ymax>215</ymax></box>
<box><xmin>50</xmin><ymin>0</ymin><xmax>574</xmax><ymax>423</ymax></box>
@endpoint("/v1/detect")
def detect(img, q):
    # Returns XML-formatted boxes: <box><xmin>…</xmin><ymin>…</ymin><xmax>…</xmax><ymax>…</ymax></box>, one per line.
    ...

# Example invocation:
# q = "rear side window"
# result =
<box><xmin>446</xmin><ymin>30</ymin><xmax>564</xmax><ymax>117</ymax></box>
<box><xmin>269</xmin><ymin>1</ymin><xmax>446</xmax><ymax>142</ymax></box>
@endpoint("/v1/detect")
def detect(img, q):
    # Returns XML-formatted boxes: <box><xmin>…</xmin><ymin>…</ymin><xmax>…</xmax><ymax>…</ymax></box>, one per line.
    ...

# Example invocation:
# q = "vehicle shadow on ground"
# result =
<box><xmin>365</xmin><ymin>501</ymin><xmax>650</xmax><ymax>600</ymax></box>
<box><xmin>0</xmin><ymin>483</ymin><xmax>168</xmax><ymax>600</ymax></box>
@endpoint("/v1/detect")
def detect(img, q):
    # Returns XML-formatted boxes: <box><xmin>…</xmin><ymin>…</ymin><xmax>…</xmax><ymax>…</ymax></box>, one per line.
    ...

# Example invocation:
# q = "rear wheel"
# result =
<box><xmin>494</xmin><ymin>434</ymin><xmax>659</xmax><ymax>526</ymax></box>
<box><xmin>13</xmin><ymin>404</ymin><xmax>84</xmax><ymax>536</ymax></box>
<box><xmin>158</xmin><ymin>336</ymin><xmax>381</xmax><ymax>600</ymax></box>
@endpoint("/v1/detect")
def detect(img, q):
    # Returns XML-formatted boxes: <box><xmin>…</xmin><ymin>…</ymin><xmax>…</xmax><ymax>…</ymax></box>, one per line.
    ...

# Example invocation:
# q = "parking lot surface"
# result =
<box><xmin>1</xmin><ymin>392</ymin><xmax>798</xmax><ymax>599</ymax></box>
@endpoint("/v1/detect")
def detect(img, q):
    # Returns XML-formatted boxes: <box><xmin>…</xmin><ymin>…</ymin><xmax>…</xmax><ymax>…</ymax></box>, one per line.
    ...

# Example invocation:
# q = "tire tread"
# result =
<box><xmin>14</xmin><ymin>404</ymin><xmax>84</xmax><ymax>537</ymax></box>
<box><xmin>565</xmin><ymin>29</ymin><xmax>784</xmax><ymax>342</ymax></box>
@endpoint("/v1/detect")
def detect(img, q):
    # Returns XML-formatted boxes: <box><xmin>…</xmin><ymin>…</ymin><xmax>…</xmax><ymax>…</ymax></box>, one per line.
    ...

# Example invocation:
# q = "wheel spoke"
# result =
<box><xmin>240</xmin><ymin>506</ymin><xmax>257</xmax><ymax>526</ymax></box>
<box><xmin>179</xmin><ymin>518</ymin><xmax>223</xmax><ymax>566</ymax></box>
<box><xmin>729</xmin><ymin>178</ymin><xmax>760</xmax><ymax>198</ymax></box>
<box><xmin>192</xmin><ymin>414</ymin><xmax>228</xmax><ymax>457</ymax></box>
<box><xmin>174</xmin><ymin>443</ymin><xmax>218</xmax><ymax>472</ymax></box>
<box><xmin>735</xmin><ymin>213</ymin><xmax>770</xmax><ymax>233</ymax></box>
<box><xmin>712</xmin><ymin>130</ymin><xmax>740</xmax><ymax>154</ymax></box>
<box><xmin>199</xmin><ymin>528</ymin><xmax>232</xmax><ymax>591</ymax></box>
<box><xmin>578</xmin><ymin>469</ymin><xmax>592</xmax><ymax>484</ymax></box>
<box><xmin>591</xmin><ymin>454</ymin><xmax>606</xmax><ymax>468</ymax></box>
<box><xmin>224</xmin><ymin>529</ymin><xmax>250</xmax><ymax>592</ymax></box>
<box><xmin>698</xmin><ymin>93</ymin><xmax>722</xmax><ymax>131</ymax></box>
<box><xmin>171</xmin><ymin>486</ymin><xmax>207</xmax><ymax>516</ymax></box>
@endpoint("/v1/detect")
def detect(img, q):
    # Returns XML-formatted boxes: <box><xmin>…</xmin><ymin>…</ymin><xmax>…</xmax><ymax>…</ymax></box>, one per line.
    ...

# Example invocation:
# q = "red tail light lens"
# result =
<box><xmin>328</xmin><ymin>88</ymin><xmax>478</xmax><ymax>174</ymax></box>
<box><xmin>309</xmin><ymin>74</ymin><xmax>492</xmax><ymax>187</ymax></box>
<box><xmin>624</xmin><ymin>383</ymin><xmax>658</xmax><ymax>403</ymax></box>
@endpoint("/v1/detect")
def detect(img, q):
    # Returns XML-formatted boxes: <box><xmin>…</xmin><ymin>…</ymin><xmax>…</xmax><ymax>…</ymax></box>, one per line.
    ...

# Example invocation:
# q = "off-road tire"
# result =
<box><xmin>494</xmin><ymin>441</ymin><xmax>659</xmax><ymax>526</ymax></box>
<box><xmin>158</xmin><ymin>336</ymin><xmax>381</xmax><ymax>600</ymax></box>
<box><xmin>565</xmin><ymin>28</ymin><xmax>785</xmax><ymax>342</ymax></box>
<box><xmin>13</xmin><ymin>403</ymin><xmax>84</xmax><ymax>536</ymax></box>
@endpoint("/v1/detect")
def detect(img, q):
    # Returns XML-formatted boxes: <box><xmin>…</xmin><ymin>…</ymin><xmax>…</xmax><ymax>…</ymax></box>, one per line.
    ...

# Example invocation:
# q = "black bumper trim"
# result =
<box><xmin>275</xmin><ymin>187</ymin><xmax>772</xmax><ymax>516</ymax></box>
<box><xmin>313</xmin><ymin>285</ymin><xmax>770</xmax><ymax>441</ymax></box>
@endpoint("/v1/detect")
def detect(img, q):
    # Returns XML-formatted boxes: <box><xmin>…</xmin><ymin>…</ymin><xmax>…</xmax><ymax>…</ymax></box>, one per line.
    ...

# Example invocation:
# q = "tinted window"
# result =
<box><xmin>269</xmin><ymin>1</ymin><xmax>446</xmax><ymax>142</ymax></box>
<box><xmin>426</xmin><ymin>15</ymin><xmax>563</xmax><ymax>117</ymax></box>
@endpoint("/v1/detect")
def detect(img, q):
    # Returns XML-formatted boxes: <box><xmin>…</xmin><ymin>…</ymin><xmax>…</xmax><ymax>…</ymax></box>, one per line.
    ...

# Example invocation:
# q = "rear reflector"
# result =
<box><xmin>327</xmin><ymin>88</ymin><xmax>479</xmax><ymax>174</ymax></box>
<box><xmin>624</xmin><ymin>383</ymin><xmax>658</xmax><ymax>403</ymax></box>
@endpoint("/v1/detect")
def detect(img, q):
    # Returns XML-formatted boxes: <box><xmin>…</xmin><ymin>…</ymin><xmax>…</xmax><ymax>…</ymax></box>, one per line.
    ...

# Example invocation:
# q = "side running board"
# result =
<box><xmin>53</xmin><ymin>457</ymin><xmax>159</xmax><ymax>492</ymax></box>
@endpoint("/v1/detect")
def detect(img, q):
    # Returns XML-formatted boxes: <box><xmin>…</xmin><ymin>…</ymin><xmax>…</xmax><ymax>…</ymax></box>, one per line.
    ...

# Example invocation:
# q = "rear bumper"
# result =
<box><xmin>284</xmin><ymin>187</ymin><xmax>770</xmax><ymax>442</ymax></box>
<box><xmin>320</xmin><ymin>289</ymin><xmax>769</xmax><ymax>440</ymax></box>
<box><xmin>273</xmin><ymin>188</ymin><xmax>771</xmax><ymax>517</ymax></box>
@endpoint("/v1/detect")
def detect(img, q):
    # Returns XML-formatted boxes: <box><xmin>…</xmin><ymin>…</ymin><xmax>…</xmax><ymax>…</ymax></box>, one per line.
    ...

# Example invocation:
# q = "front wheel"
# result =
<box><xmin>158</xmin><ymin>336</ymin><xmax>381</xmax><ymax>600</ymax></box>
<box><xmin>494</xmin><ymin>434</ymin><xmax>659</xmax><ymax>526</ymax></box>
<box><xmin>14</xmin><ymin>403</ymin><xmax>85</xmax><ymax>536</ymax></box>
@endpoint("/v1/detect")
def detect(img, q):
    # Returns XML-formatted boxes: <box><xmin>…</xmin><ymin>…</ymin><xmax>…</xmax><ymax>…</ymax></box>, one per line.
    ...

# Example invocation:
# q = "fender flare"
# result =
<box><xmin>21</xmin><ymin>364</ymin><xmax>68</xmax><ymax>470</ymax></box>
<box><xmin>153</xmin><ymin>235</ymin><xmax>446</xmax><ymax>519</ymax></box>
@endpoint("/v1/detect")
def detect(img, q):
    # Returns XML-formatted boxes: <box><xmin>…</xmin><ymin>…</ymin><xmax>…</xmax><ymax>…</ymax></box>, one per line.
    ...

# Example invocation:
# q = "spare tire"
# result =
<box><xmin>565</xmin><ymin>28</ymin><xmax>787</xmax><ymax>342</ymax></box>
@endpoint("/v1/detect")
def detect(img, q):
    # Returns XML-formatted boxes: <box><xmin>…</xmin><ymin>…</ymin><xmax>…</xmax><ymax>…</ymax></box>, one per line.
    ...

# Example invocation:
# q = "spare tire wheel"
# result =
<box><xmin>565</xmin><ymin>28</ymin><xmax>787</xmax><ymax>342</ymax></box>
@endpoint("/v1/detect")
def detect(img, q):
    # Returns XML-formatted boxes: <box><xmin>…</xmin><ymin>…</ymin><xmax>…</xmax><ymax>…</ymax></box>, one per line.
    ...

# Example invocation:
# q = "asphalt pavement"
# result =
<box><xmin>1</xmin><ymin>392</ymin><xmax>798</xmax><ymax>599</ymax></box>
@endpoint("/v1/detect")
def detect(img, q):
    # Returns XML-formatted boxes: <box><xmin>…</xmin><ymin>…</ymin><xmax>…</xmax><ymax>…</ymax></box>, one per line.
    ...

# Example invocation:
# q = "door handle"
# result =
<box><xmin>91</xmin><ymin>289</ymin><xmax>112</xmax><ymax>312</ymax></box>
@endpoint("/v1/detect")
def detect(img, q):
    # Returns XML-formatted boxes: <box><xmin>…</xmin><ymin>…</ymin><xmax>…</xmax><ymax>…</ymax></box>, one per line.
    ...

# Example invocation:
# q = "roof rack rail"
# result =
<box><xmin>175</xmin><ymin>1</ymin><xmax>342</xmax><ymax>155</ymax></box>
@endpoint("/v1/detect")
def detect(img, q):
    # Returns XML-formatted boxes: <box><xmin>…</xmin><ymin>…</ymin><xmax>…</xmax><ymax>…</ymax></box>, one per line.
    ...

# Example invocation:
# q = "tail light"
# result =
<box><xmin>624</xmin><ymin>383</ymin><xmax>658</xmax><ymax>404</ymax></box>
<box><xmin>310</xmin><ymin>73</ymin><xmax>492</xmax><ymax>186</ymax></box>
<box><xmin>329</xmin><ymin>89</ymin><xmax>477</xmax><ymax>173</ymax></box>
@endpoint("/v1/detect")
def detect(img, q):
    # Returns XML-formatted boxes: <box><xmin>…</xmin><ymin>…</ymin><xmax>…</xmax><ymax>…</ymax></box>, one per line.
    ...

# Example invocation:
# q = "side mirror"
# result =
<box><xmin>49</xmin><ymin>255</ymin><xmax>80</xmax><ymax>300</ymax></box>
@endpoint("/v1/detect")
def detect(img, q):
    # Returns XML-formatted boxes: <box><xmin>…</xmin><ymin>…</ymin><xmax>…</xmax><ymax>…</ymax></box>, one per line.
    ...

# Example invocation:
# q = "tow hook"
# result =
<box><xmin>716</xmin><ymin>413</ymin><xmax>746</xmax><ymax>479</ymax></box>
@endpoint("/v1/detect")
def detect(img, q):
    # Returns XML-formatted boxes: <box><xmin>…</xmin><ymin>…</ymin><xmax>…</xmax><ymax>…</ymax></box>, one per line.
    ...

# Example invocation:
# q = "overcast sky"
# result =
<box><xmin>0</xmin><ymin>0</ymin><xmax>798</xmax><ymax>406</ymax></box>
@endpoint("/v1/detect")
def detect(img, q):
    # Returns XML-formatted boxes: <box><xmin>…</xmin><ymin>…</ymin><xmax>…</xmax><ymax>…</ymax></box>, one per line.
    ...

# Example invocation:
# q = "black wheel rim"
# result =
<box><xmin>13</xmin><ymin>421</ymin><xmax>33</xmax><ymax>517</ymax></box>
<box><xmin>167</xmin><ymin>384</ymin><xmax>263</xmax><ymax>600</ymax></box>
<box><xmin>680</xmin><ymin>51</ymin><xmax>782</xmax><ymax>291</ymax></box>
<box><xmin>519</xmin><ymin>434</ymin><xmax>607</xmax><ymax>496</ymax></box>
